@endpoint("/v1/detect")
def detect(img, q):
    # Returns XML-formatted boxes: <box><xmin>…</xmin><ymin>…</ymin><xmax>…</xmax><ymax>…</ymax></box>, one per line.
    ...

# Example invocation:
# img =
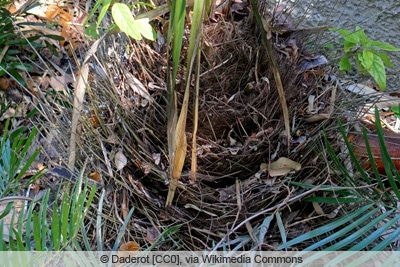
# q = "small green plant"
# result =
<box><xmin>0</xmin><ymin>118</ymin><xmax>41</xmax><ymax>198</ymax></box>
<box><xmin>84</xmin><ymin>1</ymin><xmax>156</xmax><ymax>41</ymax></box>
<box><xmin>0</xmin><ymin>179</ymin><xmax>97</xmax><ymax>251</ymax></box>
<box><xmin>330</xmin><ymin>26</ymin><xmax>400</xmax><ymax>90</ymax></box>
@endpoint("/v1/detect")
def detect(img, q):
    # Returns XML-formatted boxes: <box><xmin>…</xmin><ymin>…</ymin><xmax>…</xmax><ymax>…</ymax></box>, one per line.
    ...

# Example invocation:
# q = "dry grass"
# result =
<box><xmin>2</xmin><ymin>0</ymin><xmax>377</xmax><ymax>251</ymax></box>
<box><xmin>61</xmin><ymin>5</ymin><xmax>343</xmax><ymax>250</ymax></box>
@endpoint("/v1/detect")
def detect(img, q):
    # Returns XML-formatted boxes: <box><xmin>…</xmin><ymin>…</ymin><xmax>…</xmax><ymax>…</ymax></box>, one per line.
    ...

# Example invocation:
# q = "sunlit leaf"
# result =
<box><xmin>360</xmin><ymin>50</ymin><xmax>373</xmax><ymax>70</ymax></box>
<box><xmin>367</xmin><ymin>55</ymin><xmax>386</xmax><ymax>90</ymax></box>
<box><xmin>111</xmin><ymin>3</ymin><xmax>155</xmax><ymax>41</ymax></box>
<box><xmin>134</xmin><ymin>18</ymin><xmax>155</xmax><ymax>41</ymax></box>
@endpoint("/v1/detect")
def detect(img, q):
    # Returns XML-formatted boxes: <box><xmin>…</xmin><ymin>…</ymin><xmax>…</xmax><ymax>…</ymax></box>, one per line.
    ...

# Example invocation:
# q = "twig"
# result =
<box><xmin>211</xmin><ymin>177</ymin><xmax>329</xmax><ymax>252</ymax></box>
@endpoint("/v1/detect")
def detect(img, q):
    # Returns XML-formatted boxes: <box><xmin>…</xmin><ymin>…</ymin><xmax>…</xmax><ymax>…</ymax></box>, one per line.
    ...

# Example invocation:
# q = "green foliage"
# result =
<box><xmin>111</xmin><ymin>3</ymin><xmax>155</xmax><ymax>41</ymax></box>
<box><xmin>0</xmin><ymin>119</ymin><xmax>41</xmax><ymax>198</ymax></box>
<box><xmin>0</xmin><ymin>0</ymin><xmax>61</xmax><ymax>87</ymax></box>
<box><xmin>0</xmin><ymin>118</ymin><xmax>97</xmax><ymax>251</ymax></box>
<box><xmin>84</xmin><ymin>1</ymin><xmax>155</xmax><ymax>41</ymax></box>
<box><xmin>0</xmin><ymin>178</ymin><xmax>97</xmax><ymax>251</ymax></box>
<box><xmin>0</xmin><ymin>2</ymin><xmax>30</xmax><ymax>86</ymax></box>
<box><xmin>330</xmin><ymin>26</ymin><xmax>400</xmax><ymax>90</ymax></box>
<box><xmin>281</xmin><ymin>107</ymin><xmax>400</xmax><ymax>251</ymax></box>
<box><xmin>391</xmin><ymin>104</ymin><xmax>400</xmax><ymax>120</ymax></box>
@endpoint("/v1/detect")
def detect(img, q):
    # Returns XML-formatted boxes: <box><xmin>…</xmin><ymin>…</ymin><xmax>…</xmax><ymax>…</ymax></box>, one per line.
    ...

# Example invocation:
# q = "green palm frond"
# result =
<box><xmin>0</xmin><ymin>177</ymin><xmax>97</xmax><ymax>251</ymax></box>
<box><xmin>0</xmin><ymin>118</ymin><xmax>41</xmax><ymax>198</ymax></box>
<box><xmin>280</xmin><ymin>107</ymin><xmax>400</xmax><ymax>251</ymax></box>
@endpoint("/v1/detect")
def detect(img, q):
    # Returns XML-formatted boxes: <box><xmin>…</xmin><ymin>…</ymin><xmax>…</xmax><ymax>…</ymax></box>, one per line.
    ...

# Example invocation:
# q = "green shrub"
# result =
<box><xmin>331</xmin><ymin>26</ymin><xmax>400</xmax><ymax>90</ymax></box>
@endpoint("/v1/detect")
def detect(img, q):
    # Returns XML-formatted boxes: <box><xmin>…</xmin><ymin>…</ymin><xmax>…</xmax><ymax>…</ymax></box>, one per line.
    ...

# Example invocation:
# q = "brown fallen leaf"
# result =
<box><xmin>119</xmin><ymin>241</ymin><xmax>140</xmax><ymax>251</ymax></box>
<box><xmin>268</xmin><ymin>157</ymin><xmax>301</xmax><ymax>177</ymax></box>
<box><xmin>350</xmin><ymin>132</ymin><xmax>400</xmax><ymax>174</ymax></box>
<box><xmin>89</xmin><ymin>172</ymin><xmax>101</xmax><ymax>183</ymax></box>
<box><xmin>0</xmin><ymin>77</ymin><xmax>9</xmax><ymax>91</ymax></box>
<box><xmin>146</xmin><ymin>227</ymin><xmax>160</xmax><ymax>244</ymax></box>
<box><xmin>115</xmin><ymin>149</ymin><xmax>127</xmax><ymax>171</ymax></box>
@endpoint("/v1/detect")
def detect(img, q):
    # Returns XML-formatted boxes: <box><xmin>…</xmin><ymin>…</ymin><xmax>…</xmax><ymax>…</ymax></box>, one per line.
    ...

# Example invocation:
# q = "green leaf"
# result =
<box><xmin>339</xmin><ymin>56</ymin><xmax>351</xmax><ymax>72</ymax></box>
<box><xmin>372</xmin><ymin>227</ymin><xmax>400</xmax><ymax>250</ymax></box>
<box><xmin>368</xmin><ymin>40</ymin><xmax>400</xmax><ymax>51</ymax></box>
<box><xmin>8</xmin><ymin>69</ymin><xmax>27</xmax><ymax>88</ymax></box>
<box><xmin>42</xmin><ymin>34</ymin><xmax>65</xmax><ymax>41</ymax></box>
<box><xmin>0</xmin><ymin>220</ymin><xmax>5</xmax><ymax>250</ymax></box>
<box><xmin>306</xmin><ymin>208</ymin><xmax>379</xmax><ymax>251</ymax></box>
<box><xmin>304</xmin><ymin>196</ymin><xmax>363</xmax><ymax>204</ymax></box>
<box><xmin>343</xmin><ymin>32</ymin><xmax>360</xmax><ymax>43</ymax></box>
<box><xmin>0</xmin><ymin>203</ymin><xmax>13</xmax><ymax>219</ymax></box>
<box><xmin>84</xmin><ymin>0</ymin><xmax>107</xmax><ymax>25</ymax></box>
<box><xmin>322</xmin><ymin>209</ymin><xmax>393</xmax><ymax>251</ymax></box>
<box><xmin>84</xmin><ymin>24</ymin><xmax>99</xmax><ymax>39</ymax></box>
<box><xmin>112</xmin><ymin>207</ymin><xmax>135</xmax><ymax>251</ymax></box>
<box><xmin>350</xmin><ymin>214</ymin><xmax>400</xmax><ymax>250</ymax></box>
<box><xmin>24</xmin><ymin>201</ymin><xmax>36</xmax><ymax>251</ymax></box>
<box><xmin>330</xmin><ymin>28</ymin><xmax>352</xmax><ymax>38</ymax></box>
<box><xmin>51</xmin><ymin>202</ymin><xmax>60</xmax><ymax>250</ymax></box>
<box><xmin>391</xmin><ymin>105</ymin><xmax>400</xmax><ymax>114</ymax></box>
<box><xmin>61</xmin><ymin>190</ymin><xmax>71</xmax><ymax>246</ymax></box>
<box><xmin>26</xmin><ymin>107</ymin><xmax>39</xmax><ymax>119</ymax></box>
<box><xmin>133</xmin><ymin>18</ymin><xmax>155</xmax><ymax>41</ymax></box>
<box><xmin>145</xmin><ymin>224</ymin><xmax>182</xmax><ymax>251</ymax></box>
<box><xmin>354</xmin><ymin>26</ymin><xmax>369</xmax><ymax>45</ymax></box>
<box><xmin>343</xmin><ymin>40</ymin><xmax>357</xmax><ymax>53</ymax></box>
<box><xmin>80</xmin><ymin>225</ymin><xmax>91</xmax><ymax>251</ymax></box>
<box><xmin>97</xmin><ymin>0</ymin><xmax>112</xmax><ymax>27</ymax></box>
<box><xmin>112</xmin><ymin>3</ymin><xmax>141</xmax><ymax>40</ymax></box>
<box><xmin>168</xmin><ymin>0</ymin><xmax>186</xmax><ymax>81</ymax></box>
<box><xmin>256</xmin><ymin>214</ymin><xmax>274</xmax><ymax>245</ymax></box>
<box><xmin>367</xmin><ymin>55</ymin><xmax>386</xmax><ymax>90</ymax></box>
<box><xmin>374</xmin><ymin>107</ymin><xmax>400</xmax><ymax>195</ymax></box>
<box><xmin>278</xmin><ymin>204</ymin><xmax>374</xmax><ymax>250</ymax></box>
<box><xmin>360</xmin><ymin>49</ymin><xmax>374</xmax><ymax>70</ymax></box>
<box><xmin>111</xmin><ymin>3</ymin><xmax>155</xmax><ymax>41</ymax></box>
<box><xmin>276</xmin><ymin>212</ymin><xmax>286</xmax><ymax>244</ymax></box>
<box><xmin>33</xmin><ymin>212</ymin><xmax>41</xmax><ymax>251</ymax></box>
<box><xmin>375</xmin><ymin>51</ymin><xmax>393</xmax><ymax>67</ymax></box>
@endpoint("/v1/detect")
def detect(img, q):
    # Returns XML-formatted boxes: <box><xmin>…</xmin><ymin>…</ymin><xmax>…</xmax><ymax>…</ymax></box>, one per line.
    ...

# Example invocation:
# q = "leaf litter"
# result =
<box><xmin>2</xmin><ymin>0</ymin><xmax>400</xmax><ymax>251</ymax></box>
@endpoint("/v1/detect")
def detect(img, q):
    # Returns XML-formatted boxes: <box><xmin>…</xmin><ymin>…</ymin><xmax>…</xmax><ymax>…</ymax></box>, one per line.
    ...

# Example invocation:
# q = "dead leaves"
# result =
<box><xmin>115</xmin><ymin>149</ymin><xmax>128</xmax><ymax>172</ymax></box>
<box><xmin>119</xmin><ymin>241</ymin><xmax>140</xmax><ymax>251</ymax></box>
<box><xmin>350</xmin><ymin>132</ymin><xmax>400</xmax><ymax>174</ymax></box>
<box><xmin>257</xmin><ymin>157</ymin><xmax>301</xmax><ymax>178</ymax></box>
<box><xmin>46</xmin><ymin>5</ymin><xmax>74</xmax><ymax>28</ymax></box>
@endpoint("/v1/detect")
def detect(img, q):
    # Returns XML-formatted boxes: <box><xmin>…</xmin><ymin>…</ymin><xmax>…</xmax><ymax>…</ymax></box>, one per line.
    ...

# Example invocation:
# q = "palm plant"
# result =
<box><xmin>0</xmin><ymin>115</ymin><xmax>97</xmax><ymax>251</ymax></box>
<box><xmin>279</xmin><ymin>107</ymin><xmax>400</xmax><ymax>252</ymax></box>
